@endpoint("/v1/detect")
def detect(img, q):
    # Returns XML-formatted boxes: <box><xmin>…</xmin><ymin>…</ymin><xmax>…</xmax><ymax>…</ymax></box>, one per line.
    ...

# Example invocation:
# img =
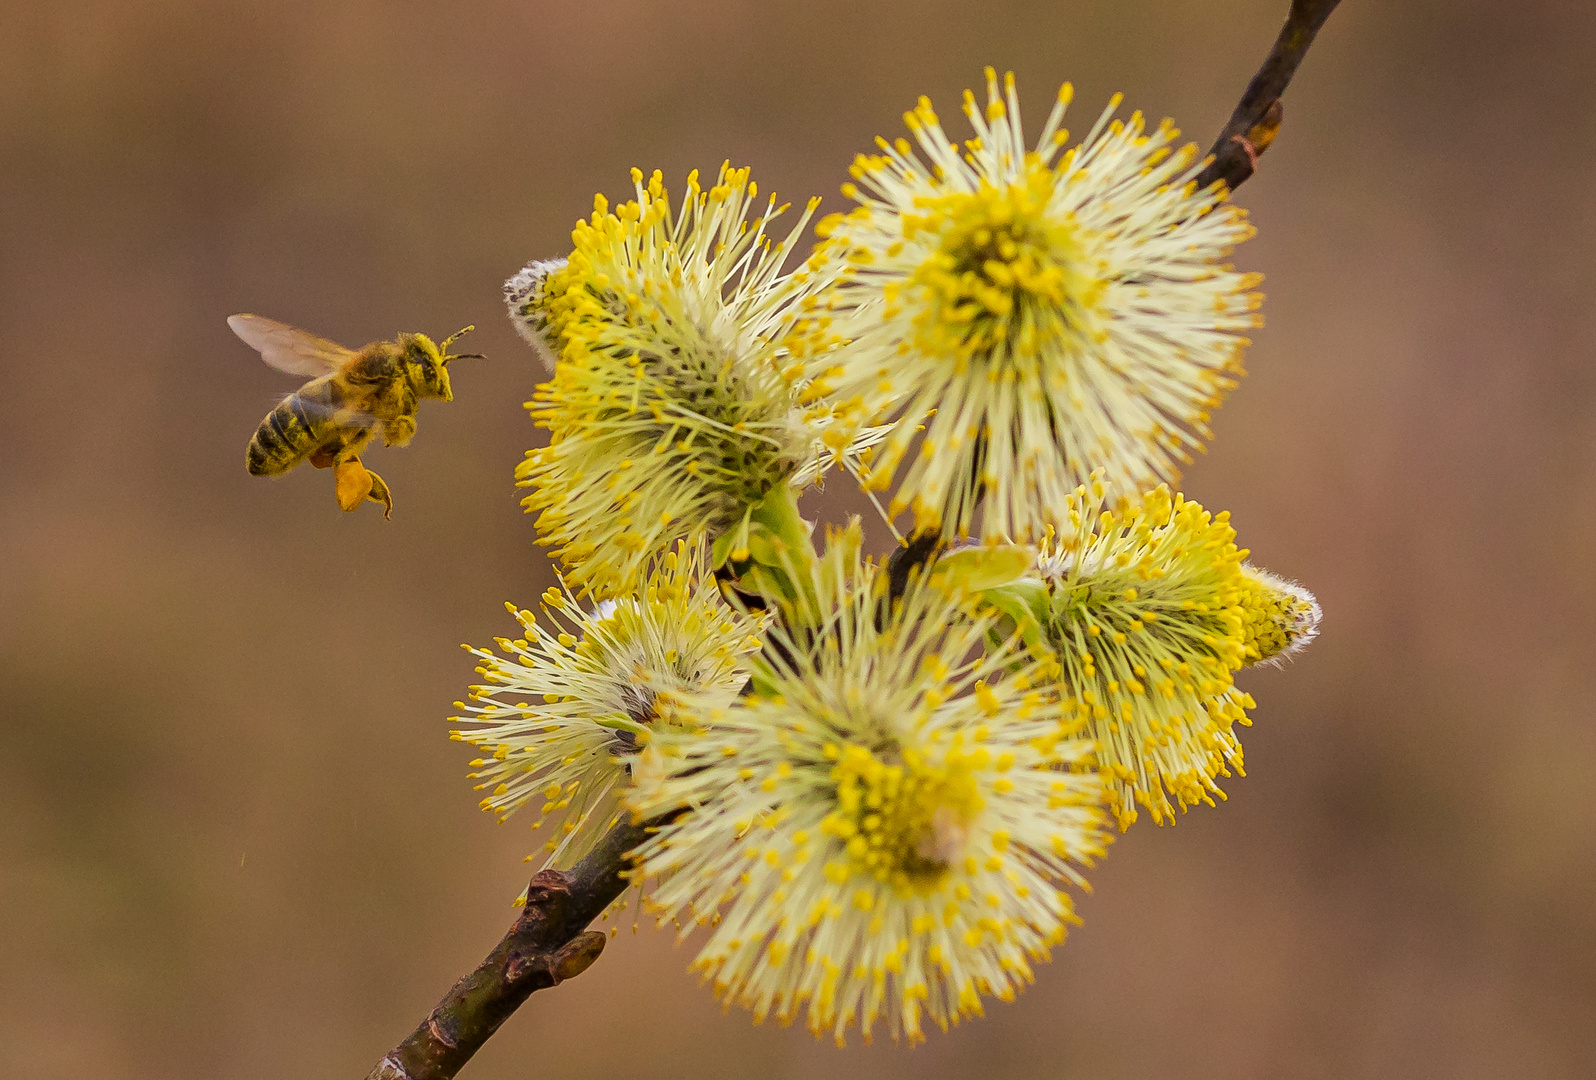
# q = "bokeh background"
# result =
<box><xmin>3</xmin><ymin>0</ymin><xmax>1594</xmax><ymax>1077</ymax></box>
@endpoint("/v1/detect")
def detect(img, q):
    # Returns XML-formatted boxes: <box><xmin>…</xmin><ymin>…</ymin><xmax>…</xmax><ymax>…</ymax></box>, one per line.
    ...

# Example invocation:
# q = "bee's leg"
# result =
<box><xmin>333</xmin><ymin>457</ymin><xmax>374</xmax><ymax>512</ymax></box>
<box><xmin>382</xmin><ymin>413</ymin><xmax>416</xmax><ymax>448</ymax></box>
<box><xmin>364</xmin><ymin>469</ymin><xmax>394</xmax><ymax>519</ymax></box>
<box><xmin>314</xmin><ymin>428</ymin><xmax>365</xmax><ymax>471</ymax></box>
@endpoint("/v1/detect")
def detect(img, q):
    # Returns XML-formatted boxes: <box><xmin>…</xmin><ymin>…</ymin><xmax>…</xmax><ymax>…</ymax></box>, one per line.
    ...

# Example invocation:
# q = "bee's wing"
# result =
<box><xmin>278</xmin><ymin>385</ymin><xmax>381</xmax><ymax>429</ymax></box>
<box><xmin>229</xmin><ymin>314</ymin><xmax>356</xmax><ymax>378</ymax></box>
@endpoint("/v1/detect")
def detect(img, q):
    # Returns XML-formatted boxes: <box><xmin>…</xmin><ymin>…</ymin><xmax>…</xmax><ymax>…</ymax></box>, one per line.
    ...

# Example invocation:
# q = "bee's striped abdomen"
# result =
<box><xmin>247</xmin><ymin>392</ymin><xmax>333</xmax><ymax>476</ymax></box>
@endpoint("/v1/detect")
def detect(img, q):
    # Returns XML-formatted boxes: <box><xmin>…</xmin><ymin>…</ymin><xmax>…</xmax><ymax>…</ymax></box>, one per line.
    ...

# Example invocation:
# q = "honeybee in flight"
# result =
<box><xmin>232</xmin><ymin>314</ymin><xmax>482</xmax><ymax>518</ymax></box>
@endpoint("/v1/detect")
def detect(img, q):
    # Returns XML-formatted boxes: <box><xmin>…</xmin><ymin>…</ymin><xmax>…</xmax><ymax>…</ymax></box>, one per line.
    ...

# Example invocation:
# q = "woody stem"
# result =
<box><xmin>1193</xmin><ymin>0</ymin><xmax>1342</xmax><ymax>193</ymax></box>
<box><xmin>363</xmin><ymin>820</ymin><xmax>649</xmax><ymax>1080</ymax></box>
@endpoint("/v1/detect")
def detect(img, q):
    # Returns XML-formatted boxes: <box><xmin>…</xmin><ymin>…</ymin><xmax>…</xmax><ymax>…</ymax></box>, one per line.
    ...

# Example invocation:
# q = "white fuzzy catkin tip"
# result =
<box><xmin>504</xmin><ymin>258</ymin><xmax>569</xmax><ymax>371</ymax></box>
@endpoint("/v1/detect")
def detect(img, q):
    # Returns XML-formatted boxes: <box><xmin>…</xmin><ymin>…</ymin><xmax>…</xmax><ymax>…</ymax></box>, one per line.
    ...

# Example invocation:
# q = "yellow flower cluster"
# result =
<box><xmin>1238</xmin><ymin>565</ymin><xmax>1323</xmax><ymax>665</ymax></box>
<box><xmin>472</xmin><ymin>63</ymin><xmax>1322</xmax><ymax>1047</ymax></box>
<box><xmin>516</xmin><ymin>164</ymin><xmax>863</xmax><ymax>598</ymax></box>
<box><xmin>988</xmin><ymin>477</ymin><xmax>1317</xmax><ymax>828</ymax></box>
<box><xmin>451</xmin><ymin>542</ymin><xmax>763</xmax><ymax>873</ymax></box>
<box><xmin>820</xmin><ymin>741</ymin><xmax>986</xmax><ymax>892</ymax></box>
<box><xmin>627</xmin><ymin>527</ymin><xmax>1107</xmax><ymax>1044</ymax></box>
<box><xmin>901</xmin><ymin>165</ymin><xmax>1100</xmax><ymax>367</ymax></box>
<box><xmin>819</xmin><ymin>68</ymin><xmax>1260</xmax><ymax>541</ymax></box>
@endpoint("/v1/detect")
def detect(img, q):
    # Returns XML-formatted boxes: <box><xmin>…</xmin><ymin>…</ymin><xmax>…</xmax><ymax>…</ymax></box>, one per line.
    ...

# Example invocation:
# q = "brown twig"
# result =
<box><xmin>357</xmin><ymin>5</ymin><xmax>1341</xmax><ymax>1077</ymax></box>
<box><xmin>1193</xmin><ymin>0</ymin><xmax>1342</xmax><ymax>194</ymax></box>
<box><xmin>364</xmin><ymin>820</ymin><xmax>649</xmax><ymax>1080</ymax></box>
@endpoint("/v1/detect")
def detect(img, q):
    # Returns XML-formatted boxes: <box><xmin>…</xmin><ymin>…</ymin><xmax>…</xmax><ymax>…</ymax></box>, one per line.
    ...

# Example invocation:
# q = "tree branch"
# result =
<box><xmin>1194</xmin><ymin>0</ymin><xmax>1342</xmax><ymax>194</ymax></box>
<box><xmin>365</xmin><ymin>819</ymin><xmax>650</xmax><ymax>1080</ymax></box>
<box><xmin>357</xmin><ymin>5</ymin><xmax>1341</xmax><ymax>1076</ymax></box>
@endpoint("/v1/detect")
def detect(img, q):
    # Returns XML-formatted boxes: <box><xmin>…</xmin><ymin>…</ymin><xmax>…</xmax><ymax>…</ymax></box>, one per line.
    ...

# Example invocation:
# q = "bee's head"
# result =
<box><xmin>402</xmin><ymin>325</ymin><xmax>483</xmax><ymax>401</ymax></box>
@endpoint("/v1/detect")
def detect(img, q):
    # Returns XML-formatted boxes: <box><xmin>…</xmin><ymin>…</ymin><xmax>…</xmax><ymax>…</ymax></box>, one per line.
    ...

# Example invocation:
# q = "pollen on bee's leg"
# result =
<box><xmin>365</xmin><ymin>469</ymin><xmax>394</xmax><ymax>519</ymax></box>
<box><xmin>334</xmin><ymin>458</ymin><xmax>373</xmax><ymax>512</ymax></box>
<box><xmin>383</xmin><ymin>414</ymin><xmax>416</xmax><ymax>448</ymax></box>
<box><xmin>309</xmin><ymin>449</ymin><xmax>337</xmax><ymax>469</ymax></box>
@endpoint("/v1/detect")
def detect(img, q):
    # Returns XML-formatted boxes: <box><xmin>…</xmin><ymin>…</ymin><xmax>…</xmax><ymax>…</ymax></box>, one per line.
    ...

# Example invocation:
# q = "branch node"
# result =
<box><xmin>1248</xmin><ymin>98</ymin><xmax>1285</xmax><ymax>159</ymax></box>
<box><xmin>1194</xmin><ymin>0</ymin><xmax>1339</xmax><ymax>194</ymax></box>
<box><xmin>1231</xmin><ymin>134</ymin><xmax>1259</xmax><ymax>173</ymax></box>
<box><xmin>522</xmin><ymin>868</ymin><xmax>572</xmax><ymax>912</ymax></box>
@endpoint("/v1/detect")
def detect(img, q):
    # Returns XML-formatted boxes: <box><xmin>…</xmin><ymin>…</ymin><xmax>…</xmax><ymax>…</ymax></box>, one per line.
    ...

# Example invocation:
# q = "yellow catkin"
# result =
<box><xmin>628</xmin><ymin>524</ymin><xmax>1108</xmax><ymax>1045</ymax></box>
<box><xmin>450</xmin><ymin>540</ymin><xmax>764</xmax><ymax>879</ymax></box>
<box><xmin>1018</xmin><ymin>475</ymin><xmax>1317</xmax><ymax>828</ymax></box>
<box><xmin>819</xmin><ymin>69</ymin><xmax>1261</xmax><ymax>542</ymax></box>
<box><xmin>512</xmin><ymin>164</ymin><xmax>875</xmax><ymax>598</ymax></box>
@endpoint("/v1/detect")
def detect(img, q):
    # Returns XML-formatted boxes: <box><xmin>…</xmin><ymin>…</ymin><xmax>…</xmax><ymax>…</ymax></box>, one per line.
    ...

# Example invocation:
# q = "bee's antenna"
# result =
<box><xmin>439</xmin><ymin>324</ymin><xmax>476</xmax><ymax>352</ymax></box>
<box><xmin>438</xmin><ymin>324</ymin><xmax>485</xmax><ymax>364</ymax></box>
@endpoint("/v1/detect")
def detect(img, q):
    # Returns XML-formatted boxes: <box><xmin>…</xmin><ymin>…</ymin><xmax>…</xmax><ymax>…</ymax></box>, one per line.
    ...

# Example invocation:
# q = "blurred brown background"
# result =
<box><xmin>2</xmin><ymin>0</ymin><xmax>1593</xmax><ymax>1076</ymax></box>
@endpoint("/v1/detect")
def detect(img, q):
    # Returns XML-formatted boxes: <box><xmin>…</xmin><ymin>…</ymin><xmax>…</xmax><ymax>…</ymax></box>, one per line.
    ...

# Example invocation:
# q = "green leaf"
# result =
<box><xmin>978</xmin><ymin>580</ymin><xmax>1051</xmax><ymax>652</ymax></box>
<box><xmin>745</xmin><ymin>524</ymin><xmax>787</xmax><ymax>568</ymax></box>
<box><xmin>930</xmin><ymin>544</ymin><xmax>1034</xmax><ymax>592</ymax></box>
<box><xmin>711</xmin><ymin>529</ymin><xmax>739</xmax><ymax>570</ymax></box>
